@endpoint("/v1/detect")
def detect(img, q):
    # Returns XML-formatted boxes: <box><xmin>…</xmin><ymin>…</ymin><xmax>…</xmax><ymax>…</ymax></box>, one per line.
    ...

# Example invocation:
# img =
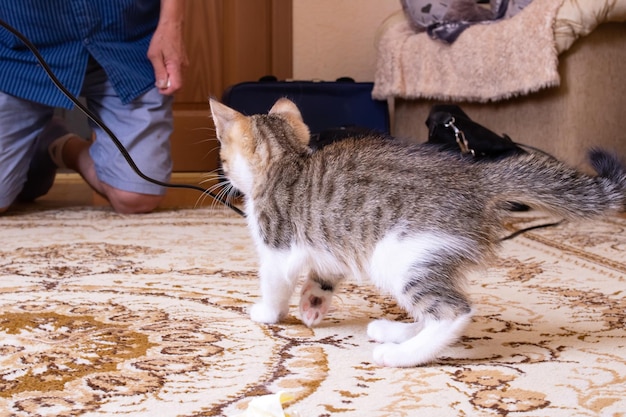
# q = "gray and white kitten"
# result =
<box><xmin>209</xmin><ymin>97</ymin><xmax>626</xmax><ymax>368</ymax></box>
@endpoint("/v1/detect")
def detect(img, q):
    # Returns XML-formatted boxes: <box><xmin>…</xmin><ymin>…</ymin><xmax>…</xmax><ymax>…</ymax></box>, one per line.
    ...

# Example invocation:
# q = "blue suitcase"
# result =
<box><xmin>221</xmin><ymin>77</ymin><xmax>390</xmax><ymax>149</ymax></box>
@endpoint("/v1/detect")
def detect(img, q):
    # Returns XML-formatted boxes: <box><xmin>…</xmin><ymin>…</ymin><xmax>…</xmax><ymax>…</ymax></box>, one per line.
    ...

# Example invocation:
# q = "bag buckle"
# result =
<box><xmin>444</xmin><ymin>117</ymin><xmax>475</xmax><ymax>156</ymax></box>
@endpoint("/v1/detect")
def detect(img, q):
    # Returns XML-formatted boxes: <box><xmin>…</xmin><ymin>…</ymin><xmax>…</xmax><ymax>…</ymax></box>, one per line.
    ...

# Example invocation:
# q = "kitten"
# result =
<box><xmin>209</xmin><ymin>98</ymin><xmax>626</xmax><ymax>368</ymax></box>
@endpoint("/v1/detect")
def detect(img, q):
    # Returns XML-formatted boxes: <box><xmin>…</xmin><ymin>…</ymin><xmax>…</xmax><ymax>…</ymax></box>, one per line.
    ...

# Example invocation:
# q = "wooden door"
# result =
<box><xmin>171</xmin><ymin>0</ymin><xmax>293</xmax><ymax>173</ymax></box>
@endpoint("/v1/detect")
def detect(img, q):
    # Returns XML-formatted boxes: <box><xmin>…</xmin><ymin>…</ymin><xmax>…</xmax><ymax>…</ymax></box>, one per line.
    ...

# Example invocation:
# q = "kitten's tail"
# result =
<box><xmin>488</xmin><ymin>148</ymin><xmax>626</xmax><ymax>218</ymax></box>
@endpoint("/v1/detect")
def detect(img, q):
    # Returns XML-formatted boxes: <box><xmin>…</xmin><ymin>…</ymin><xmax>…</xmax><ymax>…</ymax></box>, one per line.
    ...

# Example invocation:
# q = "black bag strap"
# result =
<box><xmin>426</xmin><ymin>104</ymin><xmax>525</xmax><ymax>159</ymax></box>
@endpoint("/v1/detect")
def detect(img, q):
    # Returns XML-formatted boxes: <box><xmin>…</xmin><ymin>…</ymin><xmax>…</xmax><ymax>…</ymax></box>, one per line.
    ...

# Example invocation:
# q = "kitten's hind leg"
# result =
<box><xmin>367</xmin><ymin>319</ymin><xmax>424</xmax><ymax>344</ymax></box>
<box><xmin>370</xmin><ymin>281</ymin><xmax>473</xmax><ymax>367</ymax></box>
<box><xmin>299</xmin><ymin>272</ymin><xmax>339</xmax><ymax>327</ymax></box>
<box><xmin>368</xmin><ymin>233</ymin><xmax>475</xmax><ymax>366</ymax></box>
<box><xmin>371</xmin><ymin>313</ymin><xmax>472</xmax><ymax>367</ymax></box>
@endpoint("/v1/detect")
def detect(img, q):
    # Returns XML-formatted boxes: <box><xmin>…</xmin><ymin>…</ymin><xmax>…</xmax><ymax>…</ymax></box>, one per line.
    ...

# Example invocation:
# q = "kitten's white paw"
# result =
<box><xmin>371</xmin><ymin>315</ymin><xmax>471</xmax><ymax>367</ymax></box>
<box><xmin>372</xmin><ymin>343</ymin><xmax>422</xmax><ymax>368</ymax></box>
<box><xmin>299</xmin><ymin>281</ymin><xmax>332</xmax><ymax>327</ymax></box>
<box><xmin>367</xmin><ymin>320</ymin><xmax>393</xmax><ymax>343</ymax></box>
<box><xmin>372</xmin><ymin>343</ymin><xmax>435</xmax><ymax>368</ymax></box>
<box><xmin>367</xmin><ymin>319</ymin><xmax>423</xmax><ymax>344</ymax></box>
<box><xmin>249</xmin><ymin>303</ymin><xmax>286</xmax><ymax>324</ymax></box>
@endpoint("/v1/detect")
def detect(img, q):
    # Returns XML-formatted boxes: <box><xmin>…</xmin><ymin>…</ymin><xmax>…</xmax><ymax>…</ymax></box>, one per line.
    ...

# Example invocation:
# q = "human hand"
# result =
<box><xmin>147</xmin><ymin>0</ymin><xmax>188</xmax><ymax>95</ymax></box>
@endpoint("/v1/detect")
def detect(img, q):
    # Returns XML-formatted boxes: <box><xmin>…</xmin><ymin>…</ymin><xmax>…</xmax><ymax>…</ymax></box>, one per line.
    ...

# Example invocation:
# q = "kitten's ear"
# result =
<box><xmin>269</xmin><ymin>98</ymin><xmax>311</xmax><ymax>147</ymax></box>
<box><xmin>269</xmin><ymin>98</ymin><xmax>303</xmax><ymax>120</ymax></box>
<box><xmin>209</xmin><ymin>98</ymin><xmax>243</xmax><ymax>142</ymax></box>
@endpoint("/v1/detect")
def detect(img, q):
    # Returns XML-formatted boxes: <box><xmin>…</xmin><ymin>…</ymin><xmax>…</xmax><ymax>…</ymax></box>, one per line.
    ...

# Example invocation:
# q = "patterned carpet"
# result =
<box><xmin>1</xmin><ymin>207</ymin><xmax>625</xmax><ymax>417</ymax></box>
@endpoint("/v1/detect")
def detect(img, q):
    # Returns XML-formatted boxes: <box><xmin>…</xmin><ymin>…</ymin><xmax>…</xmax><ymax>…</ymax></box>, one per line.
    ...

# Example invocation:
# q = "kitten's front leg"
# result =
<box><xmin>299</xmin><ymin>273</ymin><xmax>338</xmax><ymax>327</ymax></box>
<box><xmin>250</xmin><ymin>260</ymin><xmax>296</xmax><ymax>324</ymax></box>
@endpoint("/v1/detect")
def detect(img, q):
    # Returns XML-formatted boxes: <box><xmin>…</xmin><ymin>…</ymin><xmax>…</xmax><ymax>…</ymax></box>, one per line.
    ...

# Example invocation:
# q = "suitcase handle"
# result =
<box><xmin>257</xmin><ymin>75</ymin><xmax>356</xmax><ymax>83</ymax></box>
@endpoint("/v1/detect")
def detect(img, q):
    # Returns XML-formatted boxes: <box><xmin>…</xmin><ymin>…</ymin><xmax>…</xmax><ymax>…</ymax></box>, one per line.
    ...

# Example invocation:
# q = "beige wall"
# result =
<box><xmin>293</xmin><ymin>0</ymin><xmax>400</xmax><ymax>81</ymax></box>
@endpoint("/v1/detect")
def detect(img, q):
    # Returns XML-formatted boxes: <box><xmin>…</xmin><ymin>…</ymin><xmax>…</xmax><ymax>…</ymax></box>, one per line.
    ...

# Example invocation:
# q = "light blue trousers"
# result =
<box><xmin>0</xmin><ymin>59</ymin><xmax>173</xmax><ymax>208</ymax></box>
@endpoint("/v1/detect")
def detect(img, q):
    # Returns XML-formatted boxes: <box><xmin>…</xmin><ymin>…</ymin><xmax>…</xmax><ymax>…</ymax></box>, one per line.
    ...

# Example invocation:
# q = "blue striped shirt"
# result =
<box><xmin>0</xmin><ymin>0</ymin><xmax>160</xmax><ymax>108</ymax></box>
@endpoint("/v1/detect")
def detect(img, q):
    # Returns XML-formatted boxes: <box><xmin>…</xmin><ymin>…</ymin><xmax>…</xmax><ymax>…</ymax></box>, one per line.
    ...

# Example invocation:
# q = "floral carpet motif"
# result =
<box><xmin>0</xmin><ymin>207</ymin><xmax>624</xmax><ymax>416</ymax></box>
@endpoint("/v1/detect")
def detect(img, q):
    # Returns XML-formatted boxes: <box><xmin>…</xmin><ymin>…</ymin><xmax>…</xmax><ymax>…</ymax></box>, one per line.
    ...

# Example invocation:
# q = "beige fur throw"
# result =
<box><xmin>372</xmin><ymin>0</ymin><xmax>563</xmax><ymax>102</ymax></box>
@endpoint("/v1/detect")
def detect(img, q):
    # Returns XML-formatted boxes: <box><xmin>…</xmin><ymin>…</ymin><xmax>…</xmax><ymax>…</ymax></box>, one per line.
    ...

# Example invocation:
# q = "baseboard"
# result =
<box><xmin>43</xmin><ymin>172</ymin><xmax>224</xmax><ymax>209</ymax></box>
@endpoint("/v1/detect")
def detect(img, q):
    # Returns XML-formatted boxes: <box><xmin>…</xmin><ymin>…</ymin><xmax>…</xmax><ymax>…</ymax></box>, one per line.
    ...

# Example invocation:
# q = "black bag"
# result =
<box><xmin>426</xmin><ymin>104</ymin><xmax>525</xmax><ymax>159</ymax></box>
<box><xmin>222</xmin><ymin>76</ymin><xmax>390</xmax><ymax>150</ymax></box>
<box><xmin>427</xmin><ymin>104</ymin><xmax>530</xmax><ymax>211</ymax></box>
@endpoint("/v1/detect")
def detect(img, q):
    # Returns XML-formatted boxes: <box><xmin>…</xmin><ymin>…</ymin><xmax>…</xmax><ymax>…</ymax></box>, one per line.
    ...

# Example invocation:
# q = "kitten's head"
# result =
<box><xmin>209</xmin><ymin>98</ymin><xmax>311</xmax><ymax>195</ymax></box>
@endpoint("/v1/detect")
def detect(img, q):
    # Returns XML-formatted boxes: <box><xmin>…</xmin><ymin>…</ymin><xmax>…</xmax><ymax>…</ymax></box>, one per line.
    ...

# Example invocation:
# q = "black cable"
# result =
<box><xmin>500</xmin><ymin>219</ymin><xmax>564</xmax><ymax>242</ymax></box>
<box><xmin>0</xmin><ymin>17</ymin><xmax>245</xmax><ymax>217</ymax></box>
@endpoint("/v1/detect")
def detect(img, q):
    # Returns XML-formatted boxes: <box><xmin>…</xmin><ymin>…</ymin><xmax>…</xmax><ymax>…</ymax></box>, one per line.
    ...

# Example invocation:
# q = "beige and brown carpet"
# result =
<box><xmin>1</xmin><ymin>207</ymin><xmax>625</xmax><ymax>417</ymax></box>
